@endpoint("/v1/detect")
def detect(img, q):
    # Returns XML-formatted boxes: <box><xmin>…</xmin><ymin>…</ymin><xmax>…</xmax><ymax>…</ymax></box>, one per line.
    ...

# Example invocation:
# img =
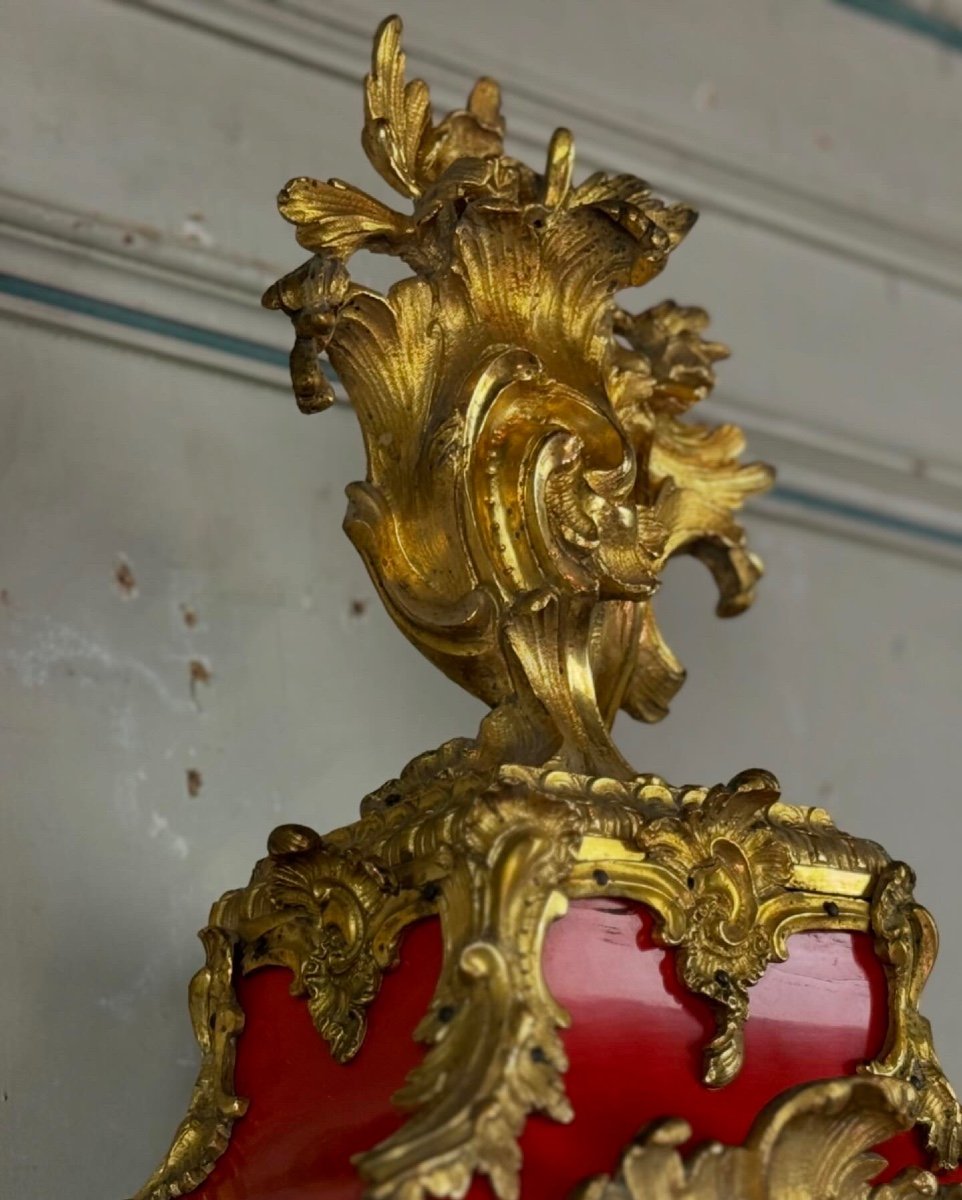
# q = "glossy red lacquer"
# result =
<box><xmin>192</xmin><ymin>898</ymin><xmax>960</xmax><ymax>1199</ymax></box>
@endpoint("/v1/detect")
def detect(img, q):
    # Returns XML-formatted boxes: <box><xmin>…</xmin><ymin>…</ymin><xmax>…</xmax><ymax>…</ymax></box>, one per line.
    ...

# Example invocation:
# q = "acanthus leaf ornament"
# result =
<box><xmin>262</xmin><ymin>13</ymin><xmax>773</xmax><ymax>777</ymax></box>
<box><xmin>574</xmin><ymin>1077</ymin><xmax>962</xmax><ymax>1200</ymax></box>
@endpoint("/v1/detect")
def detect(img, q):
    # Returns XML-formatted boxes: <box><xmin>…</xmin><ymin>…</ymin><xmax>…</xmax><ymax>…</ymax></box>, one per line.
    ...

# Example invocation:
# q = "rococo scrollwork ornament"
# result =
<box><xmin>577</xmin><ymin>1078</ymin><xmax>962</xmax><ymax>1200</ymax></box>
<box><xmin>261</xmin><ymin>12</ymin><xmax>773</xmax><ymax>780</ymax></box>
<box><xmin>132</xmin><ymin>15</ymin><xmax>962</xmax><ymax>1200</ymax></box>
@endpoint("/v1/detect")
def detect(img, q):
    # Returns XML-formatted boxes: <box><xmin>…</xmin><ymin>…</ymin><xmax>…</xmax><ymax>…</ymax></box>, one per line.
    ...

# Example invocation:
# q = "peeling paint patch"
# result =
<box><xmin>112</xmin><ymin>768</ymin><xmax>148</xmax><ymax>827</ymax></box>
<box><xmin>7</xmin><ymin>615</ymin><xmax>193</xmax><ymax>713</ymax></box>
<box><xmin>97</xmin><ymin>961</ymin><xmax>160</xmax><ymax>1025</ymax></box>
<box><xmin>147</xmin><ymin>810</ymin><xmax>190</xmax><ymax>859</ymax></box>
<box><xmin>110</xmin><ymin>704</ymin><xmax>140</xmax><ymax>753</ymax></box>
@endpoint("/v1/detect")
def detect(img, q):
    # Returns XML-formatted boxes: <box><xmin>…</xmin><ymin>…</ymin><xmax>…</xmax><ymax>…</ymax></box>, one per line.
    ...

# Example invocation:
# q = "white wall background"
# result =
<box><xmin>1</xmin><ymin>1</ymin><xmax>962</xmax><ymax>1196</ymax></box>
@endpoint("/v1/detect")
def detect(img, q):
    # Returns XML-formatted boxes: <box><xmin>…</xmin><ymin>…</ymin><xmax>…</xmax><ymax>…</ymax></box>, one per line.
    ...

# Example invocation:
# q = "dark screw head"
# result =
<box><xmin>530</xmin><ymin>1046</ymin><xmax>548</xmax><ymax>1064</ymax></box>
<box><xmin>421</xmin><ymin>881</ymin><xmax>442</xmax><ymax>903</ymax></box>
<box><xmin>824</xmin><ymin>900</ymin><xmax>840</xmax><ymax>918</ymax></box>
<box><xmin>383</xmin><ymin>792</ymin><xmax>403</xmax><ymax>808</ymax></box>
<box><xmin>714</xmin><ymin>969</ymin><xmax>731</xmax><ymax>989</ymax></box>
<box><xmin>593</xmin><ymin>869</ymin><xmax>610</xmax><ymax>887</ymax></box>
<box><xmin>438</xmin><ymin>1005</ymin><xmax>456</xmax><ymax>1024</ymax></box>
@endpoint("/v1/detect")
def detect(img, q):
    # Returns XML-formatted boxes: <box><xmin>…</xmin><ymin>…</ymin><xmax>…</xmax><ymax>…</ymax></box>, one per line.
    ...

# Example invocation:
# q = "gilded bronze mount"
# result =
<box><xmin>136</xmin><ymin>752</ymin><xmax>961</xmax><ymax>1200</ymax></box>
<box><xmin>132</xmin><ymin>15</ymin><xmax>961</xmax><ymax>1200</ymax></box>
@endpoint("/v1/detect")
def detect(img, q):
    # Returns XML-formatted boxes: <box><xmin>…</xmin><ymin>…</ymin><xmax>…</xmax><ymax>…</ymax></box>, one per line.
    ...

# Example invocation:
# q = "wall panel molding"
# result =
<box><xmin>118</xmin><ymin>0</ymin><xmax>962</xmax><ymax>303</ymax></box>
<box><xmin>5</xmin><ymin>183</ymin><xmax>962</xmax><ymax>568</ymax></box>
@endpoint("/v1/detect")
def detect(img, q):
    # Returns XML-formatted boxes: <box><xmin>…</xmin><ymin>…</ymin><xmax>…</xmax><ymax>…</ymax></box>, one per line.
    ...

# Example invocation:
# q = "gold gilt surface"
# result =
<box><xmin>261</xmin><ymin>13</ymin><xmax>773</xmax><ymax>780</ymax></box>
<box><xmin>575</xmin><ymin>1078</ymin><xmax>962</xmax><ymax>1200</ymax></box>
<box><xmin>132</xmin><ymin>15</ymin><xmax>960</xmax><ymax>1200</ymax></box>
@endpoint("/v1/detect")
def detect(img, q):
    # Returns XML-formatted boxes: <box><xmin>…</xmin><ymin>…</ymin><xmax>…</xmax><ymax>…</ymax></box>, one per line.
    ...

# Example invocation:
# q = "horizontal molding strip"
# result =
<box><xmin>761</xmin><ymin>484</ymin><xmax>962</xmax><ymax>553</ymax></box>
<box><xmin>4</xmin><ymin>267</ymin><xmax>962</xmax><ymax>567</ymax></box>
<box><xmin>116</xmin><ymin>0</ymin><xmax>962</xmax><ymax>303</ymax></box>
<box><xmin>0</xmin><ymin>273</ymin><xmax>288</xmax><ymax>368</ymax></box>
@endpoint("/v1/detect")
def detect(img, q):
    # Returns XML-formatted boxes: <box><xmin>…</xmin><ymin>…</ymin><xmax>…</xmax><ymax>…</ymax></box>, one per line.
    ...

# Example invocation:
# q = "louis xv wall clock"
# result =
<box><xmin>130</xmin><ymin>16</ymin><xmax>962</xmax><ymax>1200</ymax></box>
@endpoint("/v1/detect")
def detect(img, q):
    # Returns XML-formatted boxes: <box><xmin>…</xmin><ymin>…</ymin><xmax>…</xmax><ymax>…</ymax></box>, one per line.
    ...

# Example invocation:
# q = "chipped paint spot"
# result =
<box><xmin>114</xmin><ymin>557</ymin><xmax>137</xmax><ymax>598</ymax></box>
<box><xmin>180</xmin><ymin>604</ymin><xmax>198</xmax><ymax>629</ymax></box>
<box><xmin>189</xmin><ymin>658</ymin><xmax>212</xmax><ymax>704</ymax></box>
<box><xmin>181</xmin><ymin>212</ymin><xmax>214</xmax><ymax>248</ymax></box>
<box><xmin>186</xmin><ymin>767</ymin><xmax>203</xmax><ymax>798</ymax></box>
<box><xmin>349</xmin><ymin>598</ymin><xmax>368</xmax><ymax>618</ymax></box>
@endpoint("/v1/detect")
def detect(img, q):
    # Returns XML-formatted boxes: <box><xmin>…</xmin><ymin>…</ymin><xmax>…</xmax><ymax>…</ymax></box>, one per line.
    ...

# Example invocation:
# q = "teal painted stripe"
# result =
<box><xmin>834</xmin><ymin>0</ymin><xmax>962</xmax><ymax>52</ymax></box>
<box><xmin>769</xmin><ymin>484</ymin><xmax>962</xmax><ymax>551</ymax></box>
<box><xmin>3</xmin><ymin>270</ymin><xmax>962</xmax><ymax>554</ymax></box>
<box><xmin>0</xmin><ymin>272</ymin><xmax>291</xmax><ymax>369</ymax></box>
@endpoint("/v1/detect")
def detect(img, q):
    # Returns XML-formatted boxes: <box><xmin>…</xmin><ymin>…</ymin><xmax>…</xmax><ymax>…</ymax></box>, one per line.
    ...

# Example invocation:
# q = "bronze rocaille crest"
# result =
<box><xmin>262</xmin><ymin>14</ymin><xmax>773</xmax><ymax>780</ymax></box>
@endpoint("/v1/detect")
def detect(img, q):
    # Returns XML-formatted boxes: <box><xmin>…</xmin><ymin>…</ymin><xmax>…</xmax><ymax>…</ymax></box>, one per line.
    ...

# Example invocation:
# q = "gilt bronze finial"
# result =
<box><xmin>263</xmin><ymin>15</ymin><xmax>773</xmax><ymax>779</ymax></box>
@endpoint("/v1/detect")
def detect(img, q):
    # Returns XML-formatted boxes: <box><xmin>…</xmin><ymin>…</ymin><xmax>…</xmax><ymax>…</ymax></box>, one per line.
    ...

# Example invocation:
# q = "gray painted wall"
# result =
<box><xmin>2</xmin><ymin>2</ymin><xmax>961</xmax><ymax>1196</ymax></box>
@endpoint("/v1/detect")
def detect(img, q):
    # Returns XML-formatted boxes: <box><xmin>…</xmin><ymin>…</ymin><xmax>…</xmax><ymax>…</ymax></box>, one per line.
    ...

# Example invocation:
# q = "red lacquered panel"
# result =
<box><xmin>192</xmin><ymin>898</ymin><xmax>959</xmax><ymax>1199</ymax></box>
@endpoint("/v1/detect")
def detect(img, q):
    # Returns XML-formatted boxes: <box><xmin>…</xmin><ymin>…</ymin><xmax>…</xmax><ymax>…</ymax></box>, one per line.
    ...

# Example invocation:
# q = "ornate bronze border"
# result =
<box><xmin>133</xmin><ymin>761</ymin><xmax>961</xmax><ymax>1200</ymax></box>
